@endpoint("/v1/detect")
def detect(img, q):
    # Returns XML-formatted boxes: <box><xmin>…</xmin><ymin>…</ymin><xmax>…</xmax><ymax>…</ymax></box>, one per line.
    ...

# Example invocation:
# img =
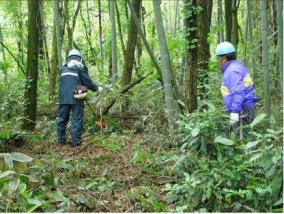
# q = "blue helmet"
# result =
<box><xmin>68</xmin><ymin>49</ymin><xmax>82</xmax><ymax>58</ymax></box>
<box><xmin>216</xmin><ymin>42</ymin><xmax>236</xmax><ymax>56</ymax></box>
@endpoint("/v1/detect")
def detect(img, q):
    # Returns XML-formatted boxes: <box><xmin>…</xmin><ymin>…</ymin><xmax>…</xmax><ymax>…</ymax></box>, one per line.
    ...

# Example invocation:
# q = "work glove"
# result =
<box><xmin>97</xmin><ymin>86</ymin><xmax>104</xmax><ymax>92</ymax></box>
<box><xmin>229</xmin><ymin>113</ymin><xmax>239</xmax><ymax>126</ymax></box>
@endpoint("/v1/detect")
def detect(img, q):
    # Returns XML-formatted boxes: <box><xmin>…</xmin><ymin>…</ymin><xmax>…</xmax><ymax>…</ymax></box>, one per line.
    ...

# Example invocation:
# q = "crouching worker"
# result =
<box><xmin>57</xmin><ymin>49</ymin><xmax>102</xmax><ymax>147</ymax></box>
<box><xmin>216</xmin><ymin>42</ymin><xmax>257</xmax><ymax>138</ymax></box>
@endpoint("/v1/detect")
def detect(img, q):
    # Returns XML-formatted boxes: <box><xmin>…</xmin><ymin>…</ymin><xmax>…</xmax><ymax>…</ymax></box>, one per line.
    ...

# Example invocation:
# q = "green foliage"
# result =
<box><xmin>166</xmin><ymin>105</ymin><xmax>283</xmax><ymax>212</ymax></box>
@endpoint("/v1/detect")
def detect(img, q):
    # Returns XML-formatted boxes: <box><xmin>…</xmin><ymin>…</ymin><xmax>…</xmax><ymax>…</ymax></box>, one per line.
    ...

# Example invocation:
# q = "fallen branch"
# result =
<box><xmin>103</xmin><ymin>71</ymin><xmax>153</xmax><ymax>115</ymax></box>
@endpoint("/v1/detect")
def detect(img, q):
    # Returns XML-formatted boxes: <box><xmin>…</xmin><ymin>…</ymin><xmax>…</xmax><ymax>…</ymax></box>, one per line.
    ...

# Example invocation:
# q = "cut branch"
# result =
<box><xmin>103</xmin><ymin>71</ymin><xmax>153</xmax><ymax>115</ymax></box>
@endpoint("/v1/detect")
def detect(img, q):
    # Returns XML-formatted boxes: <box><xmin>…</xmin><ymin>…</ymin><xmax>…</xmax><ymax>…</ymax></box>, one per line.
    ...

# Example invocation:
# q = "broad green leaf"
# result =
<box><xmin>244</xmin><ymin>140</ymin><xmax>261</xmax><ymax>150</ymax></box>
<box><xmin>0</xmin><ymin>170</ymin><xmax>15</xmax><ymax>179</ymax></box>
<box><xmin>10</xmin><ymin>152</ymin><xmax>33</xmax><ymax>162</ymax></box>
<box><xmin>8</xmin><ymin>178</ymin><xmax>20</xmax><ymax>195</ymax></box>
<box><xmin>214</xmin><ymin>136</ymin><xmax>234</xmax><ymax>145</ymax></box>
<box><xmin>191</xmin><ymin>128</ymin><xmax>199</xmax><ymax>137</ymax></box>
<box><xmin>273</xmin><ymin>197</ymin><xmax>283</xmax><ymax>206</ymax></box>
<box><xmin>28</xmin><ymin>198</ymin><xmax>42</xmax><ymax>206</ymax></box>
<box><xmin>249</xmin><ymin>153</ymin><xmax>261</xmax><ymax>162</ymax></box>
<box><xmin>250</xmin><ymin>113</ymin><xmax>267</xmax><ymax>128</ymax></box>
<box><xmin>27</xmin><ymin>205</ymin><xmax>41</xmax><ymax>213</ymax></box>
<box><xmin>4</xmin><ymin>153</ymin><xmax>13</xmax><ymax>169</ymax></box>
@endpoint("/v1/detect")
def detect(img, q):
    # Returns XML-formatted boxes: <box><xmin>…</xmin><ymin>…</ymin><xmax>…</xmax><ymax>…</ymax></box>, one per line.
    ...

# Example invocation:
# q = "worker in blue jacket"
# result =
<box><xmin>216</xmin><ymin>42</ymin><xmax>257</xmax><ymax>136</ymax></box>
<box><xmin>57</xmin><ymin>49</ymin><xmax>102</xmax><ymax>147</ymax></box>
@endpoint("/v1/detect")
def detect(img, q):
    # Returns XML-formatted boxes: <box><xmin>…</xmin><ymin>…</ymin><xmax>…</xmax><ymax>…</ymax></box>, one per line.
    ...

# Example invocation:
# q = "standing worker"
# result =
<box><xmin>216</xmin><ymin>42</ymin><xmax>257</xmax><ymax>137</ymax></box>
<box><xmin>57</xmin><ymin>49</ymin><xmax>102</xmax><ymax>147</ymax></box>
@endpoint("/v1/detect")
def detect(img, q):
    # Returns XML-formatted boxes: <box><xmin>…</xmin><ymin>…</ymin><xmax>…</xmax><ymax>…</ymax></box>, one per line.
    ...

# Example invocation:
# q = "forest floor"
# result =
<box><xmin>12</xmin><ymin>118</ymin><xmax>176</xmax><ymax>212</ymax></box>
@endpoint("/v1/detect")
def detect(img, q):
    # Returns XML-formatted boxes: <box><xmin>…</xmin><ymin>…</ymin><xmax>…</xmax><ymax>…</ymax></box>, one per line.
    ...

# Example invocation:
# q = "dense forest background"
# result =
<box><xmin>0</xmin><ymin>0</ymin><xmax>283</xmax><ymax>212</ymax></box>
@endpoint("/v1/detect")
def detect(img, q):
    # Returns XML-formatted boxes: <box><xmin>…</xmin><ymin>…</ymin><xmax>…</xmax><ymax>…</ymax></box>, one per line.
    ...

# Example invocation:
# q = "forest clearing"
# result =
<box><xmin>0</xmin><ymin>0</ymin><xmax>283</xmax><ymax>212</ymax></box>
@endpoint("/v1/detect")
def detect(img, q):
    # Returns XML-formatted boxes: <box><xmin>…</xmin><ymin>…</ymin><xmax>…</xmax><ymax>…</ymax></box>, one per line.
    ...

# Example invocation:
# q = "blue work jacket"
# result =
<box><xmin>58</xmin><ymin>60</ymin><xmax>98</xmax><ymax>104</ymax></box>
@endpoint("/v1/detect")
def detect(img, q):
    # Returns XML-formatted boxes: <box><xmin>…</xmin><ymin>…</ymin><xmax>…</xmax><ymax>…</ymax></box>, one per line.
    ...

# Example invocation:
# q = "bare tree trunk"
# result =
<box><xmin>260</xmin><ymin>0</ymin><xmax>271</xmax><ymax>116</ymax></box>
<box><xmin>98</xmin><ymin>0</ymin><xmax>104</xmax><ymax>73</ymax></box>
<box><xmin>231</xmin><ymin>0</ymin><xmax>239</xmax><ymax>50</ymax></box>
<box><xmin>121</xmin><ymin>0</ymin><xmax>142</xmax><ymax>111</ymax></box>
<box><xmin>153</xmin><ymin>0</ymin><xmax>178</xmax><ymax>134</ymax></box>
<box><xmin>184</xmin><ymin>0</ymin><xmax>197</xmax><ymax>112</ymax></box>
<box><xmin>277</xmin><ymin>0</ymin><xmax>283</xmax><ymax>99</ymax></box>
<box><xmin>54</xmin><ymin>0</ymin><xmax>62</xmax><ymax>67</ymax></box>
<box><xmin>80</xmin><ymin>7</ymin><xmax>97</xmax><ymax>66</ymax></box>
<box><xmin>115</xmin><ymin>0</ymin><xmax>126</xmax><ymax>58</ymax></box>
<box><xmin>64</xmin><ymin>0</ymin><xmax>73</xmax><ymax>51</ymax></box>
<box><xmin>247</xmin><ymin>0</ymin><xmax>257</xmax><ymax>80</ymax></box>
<box><xmin>225</xmin><ymin>0</ymin><xmax>232</xmax><ymax>42</ymax></box>
<box><xmin>174</xmin><ymin>0</ymin><xmax>180</xmax><ymax>36</ymax></box>
<box><xmin>0</xmin><ymin>23</ymin><xmax>7</xmax><ymax>85</ymax></box>
<box><xmin>196</xmin><ymin>0</ymin><xmax>212</xmax><ymax>100</ymax></box>
<box><xmin>16</xmin><ymin>0</ymin><xmax>24</xmax><ymax>68</ymax></box>
<box><xmin>217</xmin><ymin>0</ymin><xmax>224</xmax><ymax>43</ymax></box>
<box><xmin>110</xmin><ymin>0</ymin><xmax>118</xmax><ymax>83</ymax></box>
<box><xmin>126</xmin><ymin>0</ymin><xmax>162</xmax><ymax>79</ymax></box>
<box><xmin>23</xmin><ymin>0</ymin><xmax>41</xmax><ymax>130</ymax></box>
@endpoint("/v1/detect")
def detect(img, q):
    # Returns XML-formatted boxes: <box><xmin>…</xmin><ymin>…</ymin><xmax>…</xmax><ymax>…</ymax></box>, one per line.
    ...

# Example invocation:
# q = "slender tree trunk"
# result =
<box><xmin>0</xmin><ymin>23</ymin><xmax>7</xmax><ymax>85</ymax></box>
<box><xmin>98</xmin><ymin>0</ymin><xmax>104</xmax><ymax>72</ymax></box>
<box><xmin>80</xmin><ymin>8</ymin><xmax>97</xmax><ymax>66</ymax></box>
<box><xmin>217</xmin><ymin>0</ymin><xmax>224</xmax><ymax>43</ymax></box>
<box><xmin>153</xmin><ymin>0</ymin><xmax>177</xmax><ymax>133</ymax></box>
<box><xmin>225</xmin><ymin>0</ymin><xmax>232</xmax><ymax>42</ymax></box>
<box><xmin>196</xmin><ymin>0</ymin><xmax>212</xmax><ymax>99</ymax></box>
<box><xmin>86</xmin><ymin>0</ymin><xmax>92</xmax><ymax>38</ymax></box>
<box><xmin>260</xmin><ymin>0</ymin><xmax>271</xmax><ymax>116</ymax></box>
<box><xmin>23</xmin><ymin>0</ymin><xmax>41</xmax><ymax>130</ymax></box>
<box><xmin>247</xmin><ymin>1</ymin><xmax>257</xmax><ymax>80</ymax></box>
<box><xmin>64</xmin><ymin>0</ymin><xmax>73</xmax><ymax>51</ymax></box>
<box><xmin>231</xmin><ymin>0</ymin><xmax>239</xmax><ymax>50</ymax></box>
<box><xmin>54</xmin><ymin>0</ymin><xmax>62</xmax><ymax>67</ymax></box>
<box><xmin>121</xmin><ymin>0</ymin><xmax>142</xmax><ymax>111</ymax></box>
<box><xmin>184</xmin><ymin>0</ymin><xmax>197</xmax><ymax>112</ymax></box>
<box><xmin>115</xmin><ymin>0</ymin><xmax>126</xmax><ymax>58</ymax></box>
<box><xmin>174</xmin><ymin>0</ymin><xmax>179</xmax><ymax>36</ymax></box>
<box><xmin>277</xmin><ymin>0</ymin><xmax>283</xmax><ymax>99</ymax></box>
<box><xmin>126</xmin><ymin>0</ymin><xmax>163</xmax><ymax>79</ymax></box>
<box><xmin>110</xmin><ymin>0</ymin><xmax>118</xmax><ymax>83</ymax></box>
<box><xmin>16</xmin><ymin>0</ymin><xmax>24</xmax><ymax>67</ymax></box>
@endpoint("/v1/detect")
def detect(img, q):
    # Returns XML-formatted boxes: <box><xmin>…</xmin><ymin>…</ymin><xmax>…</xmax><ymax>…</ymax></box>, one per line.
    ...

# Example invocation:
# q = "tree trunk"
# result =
<box><xmin>174</xmin><ymin>0</ymin><xmax>179</xmax><ymax>36</ymax></box>
<box><xmin>277</xmin><ymin>0</ymin><xmax>283</xmax><ymax>99</ymax></box>
<box><xmin>64</xmin><ymin>0</ymin><xmax>73</xmax><ymax>51</ymax></box>
<box><xmin>115</xmin><ymin>0</ymin><xmax>126</xmax><ymax>58</ymax></box>
<box><xmin>54</xmin><ymin>0</ymin><xmax>62</xmax><ymax>67</ymax></box>
<box><xmin>126</xmin><ymin>0</ymin><xmax>163</xmax><ymax>80</ymax></box>
<box><xmin>217</xmin><ymin>0</ymin><xmax>224</xmax><ymax>43</ymax></box>
<box><xmin>224</xmin><ymin>0</ymin><xmax>232</xmax><ymax>42</ymax></box>
<box><xmin>196</xmin><ymin>0</ymin><xmax>212</xmax><ymax>100</ymax></box>
<box><xmin>231</xmin><ymin>0</ymin><xmax>239</xmax><ymax>50</ymax></box>
<box><xmin>0</xmin><ymin>23</ymin><xmax>7</xmax><ymax>85</ymax></box>
<box><xmin>153</xmin><ymin>0</ymin><xmax>177</xmax><ymax>133</ymax></box>
<box><xmin>98</xmin><ymin>0</ymin><xmax>104</xmax><ymax>72</ymax></box>
<box><xmin>16</xmin><ymin>0</ymin><xmax>24</xmax><ymax>67</ymax></box>
<box><xmin>121</xmin><ymin>0</ymin><xmax>142</xmax><ymax>111</ymax></box>
<box><xmin>110</xmin><ymin>0</ymin><xmax>118</xmax><ymax>83</ymax></box>
<box><xmin>260</xmin><ymin>0</ymin><xmax>271</xmax><ymax>116</ymax></box>
<box><xmin>184</xmin><ymin>0</ymin><xmax>198</xmax><ymax>112</ymax></box>
<box><xmin>23</xmin><ymin>0</ymin><xmax>41</xmax><ymax>130</ymax></box>
<box><xmin>247</xmin><ymin>0</ymin><xmax>257</xmax><ymax>80</ymax></box>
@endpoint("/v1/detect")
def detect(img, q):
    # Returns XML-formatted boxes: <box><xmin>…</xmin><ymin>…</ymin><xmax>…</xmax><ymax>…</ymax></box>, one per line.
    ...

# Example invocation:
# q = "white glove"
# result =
<box><xmin>230</xmin><ymin>113</ymin><xmax>239</xmax><ymax>125</ymax></box>
<box><xmin>98</xmin><ymin>86</ymin><xmax>103</xmax><ymax>92</ymax></box>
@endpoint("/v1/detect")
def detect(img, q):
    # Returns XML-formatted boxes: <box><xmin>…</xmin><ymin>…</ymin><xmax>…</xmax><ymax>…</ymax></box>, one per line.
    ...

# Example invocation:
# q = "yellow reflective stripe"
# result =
<box><xmin>221</xmin><ymin>85</ymin><xmax>230</xmax><ymax>96</ymax></box>
<box><xmin>243</xmin><ymin>74</ymin><xmax>253</xmax><ymax>87</ymax></box>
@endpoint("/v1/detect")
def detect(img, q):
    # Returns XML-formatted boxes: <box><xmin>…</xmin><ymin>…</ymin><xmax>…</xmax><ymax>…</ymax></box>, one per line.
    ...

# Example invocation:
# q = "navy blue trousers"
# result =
<box><xmin>57</xmin><ymin>104</ymin><xmax>84</xmax><ymax>146</ymax></box>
